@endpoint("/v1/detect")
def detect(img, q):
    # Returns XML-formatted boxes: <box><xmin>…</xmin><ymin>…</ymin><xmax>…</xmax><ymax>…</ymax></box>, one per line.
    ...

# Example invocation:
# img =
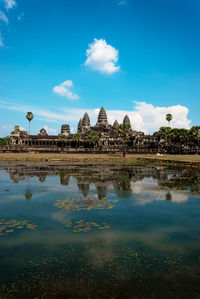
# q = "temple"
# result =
<box><xmin>1</xmin><ymin>107</ymin><xmax>199</xmax><ymax>154</ymax></box>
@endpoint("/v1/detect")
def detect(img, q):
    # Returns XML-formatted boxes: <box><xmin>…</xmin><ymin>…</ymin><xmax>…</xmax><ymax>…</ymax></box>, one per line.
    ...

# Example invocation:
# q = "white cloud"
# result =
<box><xmin>3</xmin><ymin>0</ymin><xmax>16</xmax><ymax>10</ymax></box>
<box><xmin>131</xmin><ymin>178</ymin><xmax>188</xmax><ymax>205</ymax></box>
<box><xmin>85</xmin><ymin>38</ymin><xmax>120</xmax><ymax>74</ymax></box>
<box><xmin>118</xmin><ymin>1</ymin><xmax>127</xmax><ymax>6</ymax></box>
<box><xmin>0</xmin><ymin>10</ymin><xmax>8</xmax><ymax>24</ymax></box>
<box><xmin>53</xmin><ymin>80</ymin><xmax>79</xmax><ymax>100</ymax></box>
<box><xmin>44</xmin><ymin>125</ymin><xmax>57</xmax><ymax>135</ymax></box>
<box><xmin>103</xmin><ymin>101</ymin><xmax>191</xmax><ymax>134</ymax></box>
<box><xmin>0</xmin><ymin>99</ymin><xmax>191</xmax><ymax>134</ymax></box>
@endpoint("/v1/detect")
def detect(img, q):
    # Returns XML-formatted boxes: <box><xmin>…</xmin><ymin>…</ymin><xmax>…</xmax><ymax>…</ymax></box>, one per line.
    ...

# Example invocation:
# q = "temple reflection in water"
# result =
<box><xmin>2</xmin><ymin>164</ymin><xmax>200</xmax><ymax>203</ymax></box>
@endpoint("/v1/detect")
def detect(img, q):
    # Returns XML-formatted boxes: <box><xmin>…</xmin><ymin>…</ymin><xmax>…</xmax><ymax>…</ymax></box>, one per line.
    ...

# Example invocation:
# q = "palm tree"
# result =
<box><xmin>117</xmin><ymin>123</ymin><xmax>132</xmax><ymax>157</ymax></box>
<box><xmin>26</xmin><ymin>112</ymin><xmax>34</xmax><ymax>135</ymax></box>
<box><xmin>87</xmin><ymin>131</ymin><xmax>100</xmax><ymax>147</ymax></box>
<box><xmin>158</xmin><ymin>126</ymin><xmax>172</xmax><ymax>140</ymax></box>
<box><xmin>166</xmin><ymin>114</ymin><xmax>173</xmax><ymax>126</ymax></box>
<box><xmin>189</xmin><ymin>126</ymin><xmax>200</xmax><ymax>143</ymax></box>
<box><xmin>73</xmin><ymin>133</ymin><xmax>81</xmax><ymax>148</ymax></box>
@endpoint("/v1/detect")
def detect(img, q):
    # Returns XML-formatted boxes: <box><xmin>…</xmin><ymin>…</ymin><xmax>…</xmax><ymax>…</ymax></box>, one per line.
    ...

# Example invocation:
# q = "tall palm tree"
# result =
<box><xmin>117</xmin><ymin>123</ymin><xmax>132</xmax><ymax>157</ymax></box>
<box><xmin>26</xmin><ymin>112</ymin><xmax>34</xmax><ymax>135</ymax></box>
<box><xmin>166</xmin><ymin>114</ymin><xmax>173</xmax><ymax>126</ymax></box>
<box><xmin>73</xmin><ymin>133</ymin><xmax>81</xmax><ymax>148</ymax></box>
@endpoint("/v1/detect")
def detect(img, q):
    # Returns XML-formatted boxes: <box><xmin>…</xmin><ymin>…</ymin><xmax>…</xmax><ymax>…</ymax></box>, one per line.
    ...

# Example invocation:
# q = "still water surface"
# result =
<box><xmin>0</xmin><ymin>164</ymin><xmax>200</xmax><ymax>298</ymax></box>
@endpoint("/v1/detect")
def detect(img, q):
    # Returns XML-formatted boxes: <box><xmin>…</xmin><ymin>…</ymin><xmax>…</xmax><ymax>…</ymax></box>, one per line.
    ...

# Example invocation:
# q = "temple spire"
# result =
<box><xmin>123</xmin><ymin>115</ymin><xmax>131</xmax><ymax>126</ymax></box>
<box><xmin>82</xmin><ymin>112</ymin><xmax>90</xmax><ymax>128</ymax></box>
<box><xmin>113</xmin><ymin>120</ymin><xmax>119</xmax><ymax>129</ymax></box>
<box><xmin>77</xmin><ymin>118</ymin><xmax>83</xmax><ymax>133</ymax></box>
<box><xmin>97</xmin><ymin>107</ymin><xmax>108</xmax><ymax>125</ymax></box>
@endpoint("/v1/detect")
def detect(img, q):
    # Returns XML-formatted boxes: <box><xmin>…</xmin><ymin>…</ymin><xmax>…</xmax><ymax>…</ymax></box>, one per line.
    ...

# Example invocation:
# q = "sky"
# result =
<box><xmin>0</xmin><ymin>0</ymin><xmax>199</xmax><ymax>136</ymax></box>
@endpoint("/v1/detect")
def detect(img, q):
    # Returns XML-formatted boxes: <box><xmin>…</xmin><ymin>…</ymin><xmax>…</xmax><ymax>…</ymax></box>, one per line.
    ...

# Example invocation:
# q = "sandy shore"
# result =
<box><xmin>0</xmin><ymin>153</ymin><xmax>200</xmax><ymax>167</ymax></box>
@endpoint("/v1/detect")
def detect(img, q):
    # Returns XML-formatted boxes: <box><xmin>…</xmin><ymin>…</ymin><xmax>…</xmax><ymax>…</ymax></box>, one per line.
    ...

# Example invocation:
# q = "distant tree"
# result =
<box><xmin>26</xmin><ymin>112</ymin><xmax>34</xmax><ymax>135</ymax></box>
<box><xmin>58</xmin><ymin>134</ymin><xmax>67</xmax><ymax>148</ymax></box>
<box><xmin>87</xmin><ymin>131</ymin><xmax>100</xmax><ymax>147</ymax></box>
<box><xmin>0</xmin><ymin>136</ymin><xmax>10</xmax><ymax>146</ymax></box>
<box><xmin>58</xmin><ymin>134</ymin><xmax>67</xmax><ymax>140</ymax></box>
<box><xmin>158</xmin><ymin>127</ymin><xmax>172</xmax><ymax>140</ymax></box>
<box><xmin>73</xmin><ymin>133</ymin><xmax>81</xmax><ymax>148</ymax></box>
<box><xmin>117</xmin><ymin>123</ymin><xmax>132</xmax><ymax>157</ymax></box>
<box><xmin>166</xmin><ymin>114</ymin><xmax>173</xmax><ymax>126</ymax></box>
<box><xmin>189</xmin><ymin>126</ymin><xmax>200</xmax><ymax>143</ymax></box>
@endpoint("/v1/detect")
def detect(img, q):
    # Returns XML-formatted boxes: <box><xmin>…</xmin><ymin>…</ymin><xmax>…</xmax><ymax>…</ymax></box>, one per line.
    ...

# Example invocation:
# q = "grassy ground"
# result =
<box><xmin>0</xmin><ymin>153</ymin><xmax>200</xmax><ymax>166</ymax></box>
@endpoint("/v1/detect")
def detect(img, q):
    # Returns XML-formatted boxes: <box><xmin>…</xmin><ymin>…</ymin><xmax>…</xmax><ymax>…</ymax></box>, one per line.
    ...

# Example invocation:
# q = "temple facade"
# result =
<box><xmin>2</xmin><ymin>107</ymin><xmax>199</xmax><ymax>154</ymax></box>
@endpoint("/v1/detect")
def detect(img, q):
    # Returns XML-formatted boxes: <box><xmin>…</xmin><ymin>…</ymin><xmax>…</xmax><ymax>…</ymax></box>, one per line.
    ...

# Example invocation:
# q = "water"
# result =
<box><xmin>0</xmin><ymin>163</ymin><xmax>200</xmax><ymax>298</ymax></box>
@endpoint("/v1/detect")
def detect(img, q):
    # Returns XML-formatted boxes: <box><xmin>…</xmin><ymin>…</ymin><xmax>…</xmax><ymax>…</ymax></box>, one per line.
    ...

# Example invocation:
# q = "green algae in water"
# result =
<box><xmin>65</xmin><ymin>220</ymin><xmax>111</xmax><ymax>232</ymax></box>
<box><xmin>54</xmin><ymin>196</ymin><xmax>119</xmax><ymax>211</ymax></box>
<box><xmin>0</xmin><ymin>245</ymin><xmax>194</xmax><ymax>299</ymax></box>
<box><xmin>0</xmin><ymin>219</ymin><xmax>38</xmax><ymax>236</ymax></box>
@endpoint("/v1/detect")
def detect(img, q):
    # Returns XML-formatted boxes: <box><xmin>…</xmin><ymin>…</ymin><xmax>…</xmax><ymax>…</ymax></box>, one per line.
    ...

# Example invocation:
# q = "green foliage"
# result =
<box><xmin>73</xmin><ymin>133</ymin><xmax>81</xmax><ymax>142</ymax></box>
<box><xmin>117</xmin><ymin>123</ymin><xmax>132</xmax><ymax>140</ymax></box>
<box><xmin>158</xmin><ymin>127</ymin><xmax>172</xmax><ymax>139</ymax></box>
<box><xmin>26</xmin><ymin>112</ymin><xmax>34</xmax><ymax>135</ymax></box>
<box><xmin>117</xmin><ymin>124</ymin><xmax>132</xmax><ymax>157</ymax></box>
<box><xmin>190</xmin><ymin>126</ymin><xmax>200</xmax><ymax>141</ymax></box>
<box><xmin>26</xmin><ymin>112</ymin><xmax>34</xmax><ymax>122</ymax></box>
<box><xmin>59</xmin><ymin>134</ymin><xmax>67</xmax><ymax>140</ymax></box>
<box><xmin>166</xmin><ymin>113</ymin><xmax>173</xmax><ymax>125</ymax></box>
<box><xmin>158</xmin><ymin>126</ymin><xmax>200</xmax><ymax>144</ymax></box>
<box><xmin>87</xmin><ymin>131</ymin><xmax>100</xmax><ymax>144</ymax></box>
<box><xmin>0</xmin><ymin>137</ymin><xmax>10</xmax><ymax>146</ymax></box>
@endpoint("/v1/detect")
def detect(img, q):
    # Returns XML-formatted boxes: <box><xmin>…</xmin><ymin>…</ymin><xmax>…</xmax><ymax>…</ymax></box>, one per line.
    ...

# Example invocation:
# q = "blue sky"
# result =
<box><xmin>0</xmin><ymin>0</ymin><xmax>199</xmax><ymax>136</ymax></box>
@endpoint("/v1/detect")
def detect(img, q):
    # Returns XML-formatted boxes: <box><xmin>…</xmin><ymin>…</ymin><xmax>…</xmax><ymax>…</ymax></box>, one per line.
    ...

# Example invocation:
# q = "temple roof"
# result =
<box><xmin>82</xmin><ymin>112</ymin><xmax>90</xmax><ymax>127</ymax></box>
<box><xmin>113</xmin><ymin>120</ymin><xmax>119</xmax><ymax>128</ymax></box>
<box><xmin>123</xmin><ymin>115</ymin><xmax>131</xmax><ymax>126</ymax></box>
<box><xmin>98</xmin><ymin>107</ymin><xmax>108</xmax><ymax>124</ymax></box>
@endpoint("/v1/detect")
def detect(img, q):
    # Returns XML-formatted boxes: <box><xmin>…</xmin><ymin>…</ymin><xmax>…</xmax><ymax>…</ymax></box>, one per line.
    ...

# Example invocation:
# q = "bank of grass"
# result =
<box><xmin>0</xmin><ymin>153</ymin><xmax>200</xmax><ymax>166</ymax></box>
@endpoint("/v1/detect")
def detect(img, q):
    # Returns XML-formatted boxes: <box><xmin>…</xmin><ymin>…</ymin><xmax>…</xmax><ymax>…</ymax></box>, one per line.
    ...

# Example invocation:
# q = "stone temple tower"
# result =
<box><xmin>82</xmin><ymin>112</ymin><xmax>90</xmax><ymax>130</ymax></box>
<box><xmin>113</xmin><ymin>120</ymin><xmax>119</xmax><ymax>130</ymax></box>
<box><xmin>77</xmin><ymin>118</ymin><xmax>83</xmax><ymax>133</ymax></box>
<box><xmin>61</xmin><ymin>124</ymin><xmax>70</xmax><ymax>136</ymax></box>
<box><xmin>97</xmin><ymin>107</ymin><xmax>108</xmax><ymax>125</ymax></box>
<box><xmin>123</xmin><ymin>115</ymin><xmax>131</xmax><ymax>126</ymax></box>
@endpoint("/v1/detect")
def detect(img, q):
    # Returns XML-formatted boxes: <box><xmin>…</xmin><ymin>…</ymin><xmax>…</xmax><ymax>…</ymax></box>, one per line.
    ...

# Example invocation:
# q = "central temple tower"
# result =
<box><xmin>97</xmin><ymin>107</ymin><xmax>108</xmax><ymax>126</ymax></box>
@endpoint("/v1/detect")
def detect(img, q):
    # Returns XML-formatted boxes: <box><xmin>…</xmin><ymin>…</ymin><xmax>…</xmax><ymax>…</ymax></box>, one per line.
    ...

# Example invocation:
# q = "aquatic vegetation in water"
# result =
<box><xmin>0</xmin><ymin>246</ymin><xmax>189</xmax><ymax>299</ymax></box>
<box><xmin>65</xmin><ymin>220</ymin><xmax>110</xmax><ymax>232</ymax></box>
<box><xmin>54</xmin><ymin>196</ymin><xmax>119</xmax><ymax>211</ymax></box>
<box><xmin>0</xmin><ymin>219</ymin><xmax>38</xmax><ymax>236</ymax></box>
